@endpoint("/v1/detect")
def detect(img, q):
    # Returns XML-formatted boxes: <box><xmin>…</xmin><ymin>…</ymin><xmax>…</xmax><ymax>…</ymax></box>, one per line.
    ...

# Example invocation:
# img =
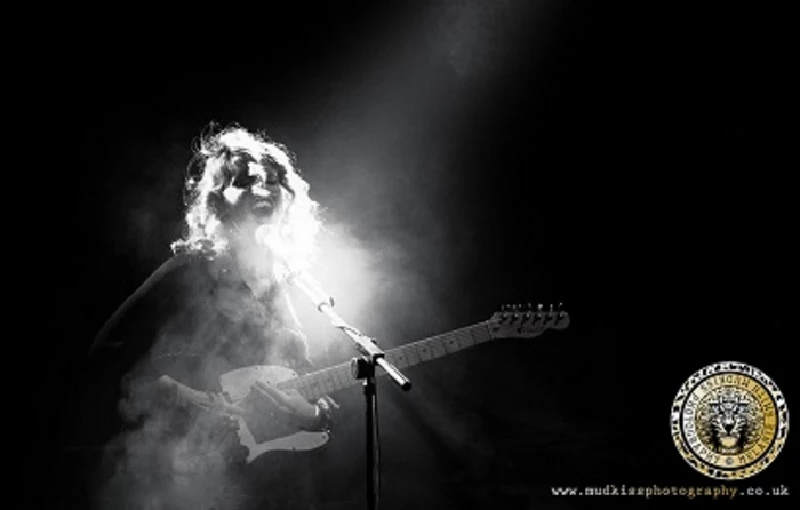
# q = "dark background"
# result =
<box><xmin>22</xmin><ymin>1</ymin><xmax>793</xmax><ymax>508</ymax></box>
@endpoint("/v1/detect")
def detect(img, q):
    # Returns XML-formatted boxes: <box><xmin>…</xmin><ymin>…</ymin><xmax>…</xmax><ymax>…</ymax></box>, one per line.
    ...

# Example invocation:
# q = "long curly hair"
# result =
<box><xmin>171</xmin><ymin>123</ymin><xmax>322</xmax><ymax>281</ymax></box>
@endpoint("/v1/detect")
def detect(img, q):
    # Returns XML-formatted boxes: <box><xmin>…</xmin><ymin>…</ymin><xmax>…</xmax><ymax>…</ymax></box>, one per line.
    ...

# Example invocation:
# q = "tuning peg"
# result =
<box><xmin>541</xmin><ymin>303</ymin><xmax>553</xmax><ymax>324</ymax></box>
<box><xmin>555</xmin><ymin>302</ymin><xmax>565</xmax><ymax>324</ymax></box>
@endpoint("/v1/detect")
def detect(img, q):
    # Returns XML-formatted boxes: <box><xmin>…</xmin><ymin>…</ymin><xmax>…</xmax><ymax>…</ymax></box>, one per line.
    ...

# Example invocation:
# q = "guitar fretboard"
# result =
<box><xmin>277</xmin><ymin>322</ymin><xmax>493</xmax><ymax>400</ymax></box>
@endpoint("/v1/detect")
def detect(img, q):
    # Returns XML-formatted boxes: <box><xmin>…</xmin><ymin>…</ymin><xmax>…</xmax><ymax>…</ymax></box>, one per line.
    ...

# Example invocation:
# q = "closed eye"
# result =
<box><xmin>231</xmin><ymin>174</ymin><xmax>258</xmax><ymax>188</ymax></box>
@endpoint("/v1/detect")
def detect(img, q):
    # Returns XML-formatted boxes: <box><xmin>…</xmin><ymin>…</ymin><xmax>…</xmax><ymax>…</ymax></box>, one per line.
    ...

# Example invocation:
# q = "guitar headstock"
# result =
<box><xmin>487</xmin><ymin>303</ymin><xmax>569</xmax><ymax>339</ymax></box>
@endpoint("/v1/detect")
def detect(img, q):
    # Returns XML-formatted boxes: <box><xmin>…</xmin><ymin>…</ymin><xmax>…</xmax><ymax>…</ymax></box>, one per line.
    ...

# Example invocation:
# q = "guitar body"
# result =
<box><xmin>213</xmin><ymin>303</ymin><xmax>568</xmax><ymax>464</ymax></box>
<box><xmin>220</xmin><ymin>365</ymin><xmax>330</xmax><ymax>463</ymax></box>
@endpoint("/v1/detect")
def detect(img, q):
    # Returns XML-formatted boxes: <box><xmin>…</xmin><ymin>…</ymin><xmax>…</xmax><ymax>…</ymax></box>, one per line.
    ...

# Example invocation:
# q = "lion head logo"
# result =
<box><xmin>672</xmin><ymin>361</ymin><xmax>788</xmax><ymax>479</ymax></box>
<box><xmin>696</xmin><ymin>387</ymin><xmax>762</xmax><ymax>455</ymax></box>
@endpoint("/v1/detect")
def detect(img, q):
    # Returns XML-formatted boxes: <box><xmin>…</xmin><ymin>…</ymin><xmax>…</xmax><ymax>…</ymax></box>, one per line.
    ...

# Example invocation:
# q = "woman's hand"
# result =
<box><xmin>157</xmin><ymin>375</ymin><xmax>245</xmax><ymax>417</ymax></box>
<box><xmin>252</xmin><ymin>381</ymin><xmax>319</xmax><ymax>426</ymax></box>
<box><xmin>156</xmin><ymin>375</ymin><xmax>324</xmax><ymax>432</ymax></box>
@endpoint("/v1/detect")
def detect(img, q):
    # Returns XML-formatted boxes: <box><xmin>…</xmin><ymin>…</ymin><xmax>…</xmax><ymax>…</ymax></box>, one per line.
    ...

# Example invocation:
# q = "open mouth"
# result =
<box><xmin>254</xmin><ymin>199</ymin><xmax>273</xmax><ymax>209</ymax></box>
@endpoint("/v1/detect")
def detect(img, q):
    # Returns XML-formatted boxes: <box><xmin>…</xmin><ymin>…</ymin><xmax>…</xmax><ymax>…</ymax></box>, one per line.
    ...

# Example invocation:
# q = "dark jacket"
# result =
<box><xmin>76</xmin><ymin>252</ymin><xmax>328</xmax><ymax>510</ymax></box>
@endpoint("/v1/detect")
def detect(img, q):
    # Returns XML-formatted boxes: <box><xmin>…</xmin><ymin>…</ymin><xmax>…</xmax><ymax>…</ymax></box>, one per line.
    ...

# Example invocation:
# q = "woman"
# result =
<box><xmin>83</xmin><ymin>123</ymin><xmax>335</xmax><ymax>510</ymax></box>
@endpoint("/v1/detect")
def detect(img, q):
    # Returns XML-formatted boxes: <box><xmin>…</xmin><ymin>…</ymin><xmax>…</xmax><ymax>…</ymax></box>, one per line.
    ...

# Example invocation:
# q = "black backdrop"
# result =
<box><xmin>23</xmin><ymin>1</ymin><xmax>793</xmax><ymax>508</ymax></box>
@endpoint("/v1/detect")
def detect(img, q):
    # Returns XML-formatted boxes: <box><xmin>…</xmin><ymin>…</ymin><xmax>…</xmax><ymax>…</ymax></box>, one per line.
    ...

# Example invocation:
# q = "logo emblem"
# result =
<box><xmin>671</xmin><ymin>361</ymin><xmax>789</xmax><ymax>479</ymax></box>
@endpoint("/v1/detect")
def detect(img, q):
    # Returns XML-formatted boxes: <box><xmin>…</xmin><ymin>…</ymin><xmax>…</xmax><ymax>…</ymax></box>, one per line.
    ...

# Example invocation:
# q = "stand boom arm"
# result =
<box><xmin>289</xmin><ymin>271</ymin><xmax>411</xmax><ymax>391</ymax></box>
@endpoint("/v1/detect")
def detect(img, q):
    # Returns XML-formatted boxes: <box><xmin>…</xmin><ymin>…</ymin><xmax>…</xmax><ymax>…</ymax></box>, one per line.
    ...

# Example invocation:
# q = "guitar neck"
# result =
<box><xmin>277</xmin><ymin>322</ymin><xmax>493</xmax><ymax>400</ymax></box>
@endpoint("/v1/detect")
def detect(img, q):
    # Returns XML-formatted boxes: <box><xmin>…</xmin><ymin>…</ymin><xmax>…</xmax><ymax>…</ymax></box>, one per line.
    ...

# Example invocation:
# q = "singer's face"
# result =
<box><xmin>221</xmin><ymin>155</ymin><xmax>284</xmax><ymax>225</ymax></box>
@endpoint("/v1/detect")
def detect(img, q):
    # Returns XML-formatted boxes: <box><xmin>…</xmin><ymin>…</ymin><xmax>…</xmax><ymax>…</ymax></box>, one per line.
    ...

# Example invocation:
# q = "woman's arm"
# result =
<box><xmin>87</xmin><ymin>254</ymin><xmax>192</xmax><ymax>358</ymax></box>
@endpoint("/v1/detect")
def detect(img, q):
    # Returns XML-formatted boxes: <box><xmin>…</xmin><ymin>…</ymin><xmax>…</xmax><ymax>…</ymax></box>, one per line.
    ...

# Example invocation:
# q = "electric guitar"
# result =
<box><xmin>212</xmin><ymin>304</ymin><xmax>570</xmax><ymax>463</ymax></box>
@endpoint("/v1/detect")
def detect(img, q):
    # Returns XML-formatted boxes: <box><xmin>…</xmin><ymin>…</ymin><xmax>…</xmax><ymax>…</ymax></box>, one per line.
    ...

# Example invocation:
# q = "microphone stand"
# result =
<box><xmin>289</xmin><ymin>271</ymin><xmax>411</xmax><ymax>510</ymax></box>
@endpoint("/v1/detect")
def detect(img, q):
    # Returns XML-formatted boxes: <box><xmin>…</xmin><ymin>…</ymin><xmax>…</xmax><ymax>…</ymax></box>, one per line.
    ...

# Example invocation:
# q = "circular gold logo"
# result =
<box><xmin>671</xmin><ymin>361</ymin><xmax>789</xmax><ymax>479</ymax></box>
